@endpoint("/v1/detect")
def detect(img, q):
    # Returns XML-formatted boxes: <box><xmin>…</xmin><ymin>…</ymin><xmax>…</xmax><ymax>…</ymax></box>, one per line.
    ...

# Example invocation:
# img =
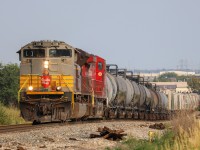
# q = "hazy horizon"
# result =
<box><xmin>0</xmin><ymin>1</ymin><xmax>200</xmax><ymax>70</ymax></box>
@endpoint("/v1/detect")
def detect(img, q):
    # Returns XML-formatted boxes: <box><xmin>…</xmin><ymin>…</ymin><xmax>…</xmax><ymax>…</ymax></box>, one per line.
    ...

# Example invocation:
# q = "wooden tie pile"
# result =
<box><xmin>149</xmin><ymin>123</ymin><xmax>165</xmax><ymax>130</ymax></box>
<box><xmin>90</xmin><ymin>126</ymin><xmax>127</xmax><ymax>141</ymax></box>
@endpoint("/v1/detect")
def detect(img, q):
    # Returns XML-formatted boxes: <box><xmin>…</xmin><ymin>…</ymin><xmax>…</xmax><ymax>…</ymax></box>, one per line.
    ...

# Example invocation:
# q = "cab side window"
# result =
<box><xmin>98</xmin><ymin>62</ymin><xmax>103</xmax><ymax>70</ymax></box>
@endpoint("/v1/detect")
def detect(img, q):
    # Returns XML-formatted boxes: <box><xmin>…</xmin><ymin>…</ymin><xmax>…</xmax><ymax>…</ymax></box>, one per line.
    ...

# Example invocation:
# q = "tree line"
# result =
<box><xmin>154</xmin><ymin>72</ymin><xmax>200</xmax><ymax>93</ymax></box>
<box><xmin>0</xmin><ymin>63</ymin><xmax>200</xmax><ymax>107</ymax></box>
<box><xmin>0</xmin><ymin>63</ymin><xmax>19</xmax><ymax>106</ymax></box>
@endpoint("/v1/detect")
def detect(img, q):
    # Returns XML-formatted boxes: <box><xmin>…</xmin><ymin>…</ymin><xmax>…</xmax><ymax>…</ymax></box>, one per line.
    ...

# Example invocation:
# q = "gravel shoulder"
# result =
<box><xmin>0</xmin><ymin>120</ymin><xmax>166</xmax><ymax>150</ymax></box>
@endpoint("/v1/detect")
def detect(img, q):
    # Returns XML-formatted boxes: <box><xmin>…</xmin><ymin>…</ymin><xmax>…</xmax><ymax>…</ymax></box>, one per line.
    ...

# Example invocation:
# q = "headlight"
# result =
<box><xmin>44</xmin><ymin>60</ymin><xmax>49</xmax><ymax>69</ymax></box>
<box><xmin>28</xmin><ymin>86</ymin><xmax>33</xmax><ymax>91</ymax></box>
<box><xmin>56</xmin><ymin>86</ymin><xmax>62</xmax><ymax>91</ymax></box>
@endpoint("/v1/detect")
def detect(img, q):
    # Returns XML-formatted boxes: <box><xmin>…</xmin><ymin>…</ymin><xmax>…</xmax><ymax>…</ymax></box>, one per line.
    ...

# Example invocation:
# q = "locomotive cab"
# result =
<box><xmin>17</xmin><ymin>41</ymin><xmax>75</xmax><ymax>92</ymax></box>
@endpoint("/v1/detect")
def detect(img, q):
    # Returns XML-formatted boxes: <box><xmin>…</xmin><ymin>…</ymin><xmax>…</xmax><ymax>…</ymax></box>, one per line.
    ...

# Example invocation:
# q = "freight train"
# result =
<box><xmin>17</xmin><ymin>40</ymin><xmax>200</xmax><ymax>123</ymax></box>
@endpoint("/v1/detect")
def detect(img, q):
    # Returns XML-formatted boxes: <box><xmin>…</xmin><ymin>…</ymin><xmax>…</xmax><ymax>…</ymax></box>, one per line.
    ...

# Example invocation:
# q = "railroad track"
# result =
<box><xmin>0</xmin><ymin>123</ymin><xmax>41</xmax><ymax>134</ymax></box>
<box><xmin>0</xmin><ymin>120</ymin><xmax>103</xmax><ymax>134</ymax></box>
<box><xmin>0</xmin><ymin>119</ymin><xmax>168</xmax><ymax>134</ymax></box>
<box><xmin>0</xmin><ymin>121</ymin><xmax>74</xmax><ymax>134</ymax></box>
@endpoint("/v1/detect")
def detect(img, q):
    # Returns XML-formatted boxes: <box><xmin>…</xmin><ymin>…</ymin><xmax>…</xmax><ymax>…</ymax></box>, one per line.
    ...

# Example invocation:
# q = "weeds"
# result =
<box><xmin>0</xmin><ymin>103</ymin><xmax>25</xmax><ymax>125</ymax></box>
<box><xmin>108</xmin><ymin>111</ymin><xmax>200</xmax><ymax>150</ymax></box>
<box><xmin>166</xmin><ymin>111</ymin><xmax>200</xmax><ymax>150</ymax></box>
<box><xmin>111</xmin><ymin>130</ymin><xmax>175</xmax><ymax>150</ymax></box>
<box><xmin>0</xmin><ymin>104</ymin><xmax>9</xmax><ymax>124</ymax></box>
<box><xmin>171</xmin><ymin>111</ymin><xmax>196</xmax><ymax>135</ymax></box>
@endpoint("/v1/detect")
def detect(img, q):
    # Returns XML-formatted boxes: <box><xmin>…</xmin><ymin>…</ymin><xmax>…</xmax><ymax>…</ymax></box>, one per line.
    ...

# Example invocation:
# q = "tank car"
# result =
<box><xmin>164</xmin><ymin>90</ymin><xmax>200</xmax><ymax>112</ymax></box>
<box><xmin>105</xmin><ymin>65</ymin><xmax>169</xmax><ymax>120</ymax></box>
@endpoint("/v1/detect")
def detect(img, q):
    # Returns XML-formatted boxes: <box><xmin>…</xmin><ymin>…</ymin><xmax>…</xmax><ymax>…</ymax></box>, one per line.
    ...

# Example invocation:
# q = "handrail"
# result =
<box><xmin>18</xmin><ymin>75</ymin><xmax>30</xmax><ymax>103</ymax></box>
<box><xmin>81</xmin><ymin>77</ymin><xmax>96</xmax><ymax>107</ymax></box>
<box><xmin>60</xmin><ymin>75</ymin><xmax>75</xmax><ymax>109</ymax></box>
<box><xmin>60</xmin><ymin>75</ymin><xmax>73</xmax><ymax>92</ymax></box>
<box><xmin>91</xmin><ymin>88</ymin><xmax>94</xmax><ymax>107</ymax></box>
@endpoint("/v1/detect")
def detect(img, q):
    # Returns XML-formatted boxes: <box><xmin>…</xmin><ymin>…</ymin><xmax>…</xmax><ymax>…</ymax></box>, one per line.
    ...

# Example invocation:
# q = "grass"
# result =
<box><xmin>107</xmin><ymin>111</ymin><xmax>200</xmax><ymax>150</ymax></box>
<box><xmin>0</xmin><ymin>103</ymin><xmax>25</xmax><ymax>125</ymax></box>
<box><xmin>164</xmin><ymin>111</ymin><xmax>200</xmax><ymax>150</ymax></box>
<box><xmin>105</xmin><ymin>130</ymin><xmax>175</xmax><ymax>150</ymax></box>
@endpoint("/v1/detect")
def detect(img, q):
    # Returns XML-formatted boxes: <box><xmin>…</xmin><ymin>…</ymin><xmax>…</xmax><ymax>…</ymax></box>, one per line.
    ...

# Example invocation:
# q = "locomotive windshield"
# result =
<box><xmin>49</xmin><ymin>49</ymin><xmax>72</xmax><ymax>57</ymax></box>
<box><xmin>23</xmin><ymin>49</ymin><xmax>45</xmax><ymax>58</ymax></box>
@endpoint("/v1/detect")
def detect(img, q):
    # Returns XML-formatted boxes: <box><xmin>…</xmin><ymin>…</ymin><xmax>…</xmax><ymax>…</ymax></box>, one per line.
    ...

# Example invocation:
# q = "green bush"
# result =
<box><xmin>0</xmin><ymin>63</ymin><xmax>19</xmax><ymax>106</ymax></box>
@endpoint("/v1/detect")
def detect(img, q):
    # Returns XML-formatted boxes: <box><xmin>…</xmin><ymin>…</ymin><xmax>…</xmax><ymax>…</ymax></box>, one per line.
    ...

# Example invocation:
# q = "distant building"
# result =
<box><xmin>151</xmin><ymin>82</ymin><xmax>191</xmax><ymax>92</ymax></box>
<box><xmin>134</xmin><ymin>73</ymin><xmax>159</xmax><ymax>81</ymax></box>
<box><xmin>159</xmin><ymin>71</ymin><xmax>195</xmax><ymax>76</ymax></box>
<box><xmin>134</xmin><ymin>70</ymin><xmax>196</xmax><ymax>82</ymax></box>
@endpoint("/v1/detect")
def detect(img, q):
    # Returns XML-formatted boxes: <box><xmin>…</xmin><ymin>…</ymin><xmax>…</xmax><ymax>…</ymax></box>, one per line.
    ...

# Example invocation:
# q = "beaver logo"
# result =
<box><xmin>98</xmin><ymin>72</ymin><xmax>102</xmax><ymax>76</ymax></box>
<box><xmin>41</xmin><ymin>75</ymin><xmax>51</xmax><ymax>88</ymax></box>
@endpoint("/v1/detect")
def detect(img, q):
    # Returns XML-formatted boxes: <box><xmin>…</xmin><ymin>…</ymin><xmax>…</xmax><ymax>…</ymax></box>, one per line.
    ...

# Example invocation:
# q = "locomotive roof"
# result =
<box><xmin>16</xmin><ymin>40</ymin><xmax>75</xmax><ymax>53</ymax></box>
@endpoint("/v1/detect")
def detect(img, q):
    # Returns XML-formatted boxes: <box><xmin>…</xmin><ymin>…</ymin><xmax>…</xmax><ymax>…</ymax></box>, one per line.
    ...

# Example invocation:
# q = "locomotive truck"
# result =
<box><xmin>17</xmin><ymin>40</ymin><xmax>199</xmax><ymax>123</ymax></box>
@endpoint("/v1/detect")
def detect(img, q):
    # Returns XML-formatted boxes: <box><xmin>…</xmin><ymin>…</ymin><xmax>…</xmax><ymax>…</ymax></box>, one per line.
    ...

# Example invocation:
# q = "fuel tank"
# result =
<box><xmin>158</xmin><ymin>92</ymin><xmax>168</xmax><ymax>110</ymax></box>
<box><xmin>106</xmin><ymin>73</ymin><xmax>117</xmax><ymax>105</ymax></box>
<box><xmin>124</xmin><ymin>79</ymin><xmax>134</xmax><ymax>106</ymax></box>
<box><xmin>143</xmin><ymin>86</ymin><xmax>152</xmax><ymax>106</ymax></box>
<box><xmin>138</xmin><ymin>85</ymin><xmax>146</xmax><ymax>106</ymax></box>
<box><xmin>115</xmin><ymin>75</ymin><xmax>127</xmax><ymax>105</ymax></box>
<box><xmin>131</xmin><ymin>81</ymin><xmax>141</xmax><ymax>106</ymax></box>
<box><xmin>149</xmin><ymin>89</ymin><xmax>159</xmax><ymax>110</ymax></box>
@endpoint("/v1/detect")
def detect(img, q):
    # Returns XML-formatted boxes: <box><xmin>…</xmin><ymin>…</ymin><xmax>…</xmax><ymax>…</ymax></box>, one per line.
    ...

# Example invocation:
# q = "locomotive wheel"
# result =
<box><xmin>104</xmin><ymin>109</ymin><xmax>110</xmax><ymax>119</ymax></box>
<box><xmin>134</xmin><ymin>112</ymin><xmax>139</xmax><ymax>120</ymax></box>
<box><xmin>149</xmin><ymin>113</ymin><xmax>153</xmax><ymax>120</ymax></box>
<box><xmin>164</xmin><ymin>114</ymin><xmax>167</xmax><ymax>120</ymax></box>
<box><xmin>123</xmin><ymin>111</ymin><xmax>127</xmax><ymax>119</ymax></box>
<box><xmin>156</xmin><ymin>114</ymin><xmax>160</xmax><ymax>120</ymax></box>
<box><xmin>131</xmin><ymin>112</ymin><xmax>135</xmax><ymax>119</ymax></box>
<box><xmin>145</xmin><ymin>113</ymin><xmax>149</xmax><ymax>120</ymax></box>
<box><xmin>32</xmin><ymin>120</ymin><xmax>41</xmax><ymax>125</ymax></box>
<box><xmin>139</xmin><ymin>112</ymin><xmax>145</xmax><ymax>120</ymax></box>
<box><xmin>152</xmin><ymin>114</ymin><xmax>156</xmax><ymax>120</ymax></box>
<box><xmin>167</xmin><ymin>114</ymin><xmax>170</xmax><ymax>120</ymax></box>
<box><xmin>131</xmin><ymin>112</ymin><xmax>134</xmax><ymax>119</ymax></box>
<box><xmin>159</xmin><ymin>114</ymin><xmax>162</xmax><ymax>120</ymax></box>
<box><xmin>161</xmin><ymin>114</ymin><xmax>164</xmax><ymax>120</ymax></box>
<box><xmin>114</xmin><ymin>110</ymin><xmax>119</xmax><ymax>119</ymax></box>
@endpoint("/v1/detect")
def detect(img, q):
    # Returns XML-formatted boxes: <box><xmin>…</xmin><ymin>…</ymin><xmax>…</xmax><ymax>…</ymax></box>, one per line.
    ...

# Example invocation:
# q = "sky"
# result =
<box><xmin>0</xmin><ymin>0</ymin><xmax>200</xmax><ymax>70</ymax></box>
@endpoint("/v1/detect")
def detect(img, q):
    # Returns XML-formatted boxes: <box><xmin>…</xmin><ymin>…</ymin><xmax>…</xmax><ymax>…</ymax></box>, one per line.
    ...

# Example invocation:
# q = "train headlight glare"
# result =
<box><xmin>28</xmin><ymin>86</ymin><xmax>33</xmax><ymax>91</ymax></box>
<box><xmin>56</xmin><ymin>86</ymin><xmax>62</xmax><ymax>91</ymax></box>
<box><xmin>44</xmin><ymin>61</ymin><xmax>49</xmax><ymax>69</ymax></box>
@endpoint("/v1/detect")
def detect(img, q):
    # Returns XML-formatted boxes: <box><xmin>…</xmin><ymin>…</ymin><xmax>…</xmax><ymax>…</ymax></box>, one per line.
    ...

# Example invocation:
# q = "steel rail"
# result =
<box><xmin>0</xmin><ymin>119</ymin><xmax>169</xmax><ymax>134</ymax></box>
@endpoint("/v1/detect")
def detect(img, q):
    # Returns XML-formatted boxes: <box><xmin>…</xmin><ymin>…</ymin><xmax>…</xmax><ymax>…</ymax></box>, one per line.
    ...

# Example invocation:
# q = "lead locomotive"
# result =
<box><xmin>17</xmin><ymin>41</ymin><xmax>199</xmax><ymax>123</ymax></box>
